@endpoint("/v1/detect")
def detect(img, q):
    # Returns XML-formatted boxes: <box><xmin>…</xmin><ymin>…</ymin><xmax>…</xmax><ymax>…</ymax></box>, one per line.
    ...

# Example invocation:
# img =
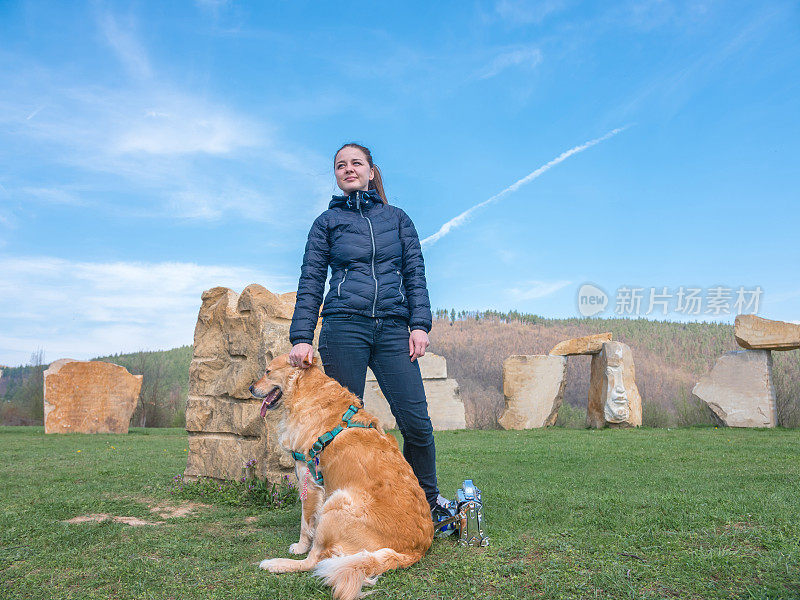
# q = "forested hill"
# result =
<box><xmin>429</xmin><ymin>311</ymin><xmax>799</xmax><ymax>428</ymax></box>
<box><xmin>2</xmin><ymin>313</ymin><xmax>798</xmax><ymax>428</ymax></box>
<box><xmin>0</xmin><ymin>346</ymin><xmax>192</xmax><ymax>428</ymax></box>
<box><xmin>95</xmin><ymin>346</ymin><xmax>193</xmax><ymax>428</ymax></box>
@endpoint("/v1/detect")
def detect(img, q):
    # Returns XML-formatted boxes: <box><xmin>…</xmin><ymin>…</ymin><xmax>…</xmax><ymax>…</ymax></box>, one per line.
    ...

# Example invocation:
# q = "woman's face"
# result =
<box><xmin>334</xmin><ymin>147</ymin><xmax>374</xmax><ymax>194</ymax></box>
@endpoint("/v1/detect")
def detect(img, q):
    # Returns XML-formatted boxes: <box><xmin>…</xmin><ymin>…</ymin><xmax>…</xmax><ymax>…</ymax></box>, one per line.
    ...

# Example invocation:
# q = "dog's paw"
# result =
<box><xmin>259</xmin><ymin>558</ymin><xmax>297</xmax><ymax>573</ymax></box>
<box><xmin>259</xmin><ymin>558</ymin><xmax>278</xmax><ymax>572</ymax></box>
<box><xmin>289</xmin><ymin>542</ymin><xmax>309</xmax><ymax>555</ymax></box>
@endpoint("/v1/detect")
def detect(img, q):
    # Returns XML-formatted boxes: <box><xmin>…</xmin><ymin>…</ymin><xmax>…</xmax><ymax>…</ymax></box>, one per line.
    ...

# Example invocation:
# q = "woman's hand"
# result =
<box><xmin>409</xmin><ymin>329</ymin><xmax>429</xmax><ymax>362</ymax></box>
<box><xmin>288</xmin><ymin>343</ymin><xmax>314</xmax><ymax>368</ymax></box>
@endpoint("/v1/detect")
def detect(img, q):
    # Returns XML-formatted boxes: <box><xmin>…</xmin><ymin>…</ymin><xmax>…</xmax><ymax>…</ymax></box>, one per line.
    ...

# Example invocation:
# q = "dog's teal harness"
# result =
<box><xmin>290</xmin><ymin>404</ymin><xmax>375</xmax><ymax>486</ymax></box>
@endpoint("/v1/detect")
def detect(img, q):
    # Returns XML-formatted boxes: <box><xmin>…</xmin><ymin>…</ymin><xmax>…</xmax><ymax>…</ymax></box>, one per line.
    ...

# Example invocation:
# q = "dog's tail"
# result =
<box><xmin>313</xmin><ymin>548</ymin><xmax>418</xmax><ymax>600</ymax></box>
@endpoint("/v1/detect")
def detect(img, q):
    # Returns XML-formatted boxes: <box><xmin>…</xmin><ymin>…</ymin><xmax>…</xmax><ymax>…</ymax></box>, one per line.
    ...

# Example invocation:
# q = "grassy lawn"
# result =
<box><xmin>1</xmin><ymin>426</ymin><xmax>798</xmax><ymax>599</ymax></box>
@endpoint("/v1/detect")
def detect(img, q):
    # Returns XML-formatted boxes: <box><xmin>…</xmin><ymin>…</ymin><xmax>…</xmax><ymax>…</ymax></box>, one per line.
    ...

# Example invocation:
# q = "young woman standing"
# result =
<box><xmin>287</xmin><ymin>142</ymin><xmax>449</xmax><ymax>522</ymax></box>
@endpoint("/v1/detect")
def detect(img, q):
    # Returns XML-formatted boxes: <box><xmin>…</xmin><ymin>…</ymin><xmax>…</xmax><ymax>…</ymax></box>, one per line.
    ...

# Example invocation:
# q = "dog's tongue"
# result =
<box><xmin>259</xmin><ymin>388</ymin><xmax>280</xmax><ymax>417</ymax></box>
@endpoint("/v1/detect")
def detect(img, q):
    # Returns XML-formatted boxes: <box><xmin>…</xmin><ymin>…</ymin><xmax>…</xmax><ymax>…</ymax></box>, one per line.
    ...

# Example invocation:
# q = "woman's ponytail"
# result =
<box><xmin>334</xmin><ymin>142</ymin><xmax>388</xmax><ymax>204</ymax></box>
<box><xmin>369</xmin><ymin>164</ymin><xmax>387</xmax><ymax>204</ymax></box>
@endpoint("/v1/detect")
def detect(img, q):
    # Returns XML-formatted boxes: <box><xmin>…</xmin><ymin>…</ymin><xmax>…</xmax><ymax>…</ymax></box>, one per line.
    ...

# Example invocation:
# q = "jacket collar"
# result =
<box><xmin>329</xmin><ymin>189</ymin><xmax>382</xmax><ymax>211</ymax></box>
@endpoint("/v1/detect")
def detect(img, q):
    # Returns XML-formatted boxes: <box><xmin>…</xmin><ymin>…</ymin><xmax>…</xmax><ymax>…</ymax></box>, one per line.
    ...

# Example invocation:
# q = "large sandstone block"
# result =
<box><xmin>365</xmin><ymin>352</ymin><xmax>447</xmax><ymax>382</ymax></box>
<box><xmin>43</xmin><ymin>359</ymin><xmax>143</xmax><ymax>434</ymax></box>
<box><xmin>549</xmin><ymin>332</ymin><xmax>612</xmax><ymax>356</ymax></box>
<box><xmin>692</xmin><ymin>349</ymin><xmax>777</xmax><ymax>428</ymax></box>
<box><xmin>587</xmin><ymin>342</ymin><xmax>642</xmax><ymax>428</ymax></box>
<box><xmin>185</xmin><ymin>433</ymin><xmax>292</xmax><ymax>482</ymax></box>
<box><xmin>190</xmin><ymin>286</ymin><xmax>296</xmax><ymax>400</ymax></box>
<box><xmin>418</xmin><ymin>352</ymin><xmax>448</xmax><ymax>379</ymax></box>
<box><xmin>425</xmin><ymin>379</ymin><xmax>465</xmax><ymax>429</ymax></box>
<box><xmin>734</xmin><ymin>314</ymin><xmax>800</xmax><ymax>351</ymax></box>
<box><xmin>363</xmin><ymin>352</ymin><xmax>465</xmax><ymax>430</ymax></box>
<box><xmin>184</xmin><ymin>284</ymin><xmax>311</xmax><ymax>484</ymax></box>
<box><xmin>498</xmin><ymin>355</ymin><xmax>567</xmax><ymax>430</ymax></box>
<box><xmin>185</xmin><ymin>397</ymin><xmax>265</xmax><ymax>437</ymax></box>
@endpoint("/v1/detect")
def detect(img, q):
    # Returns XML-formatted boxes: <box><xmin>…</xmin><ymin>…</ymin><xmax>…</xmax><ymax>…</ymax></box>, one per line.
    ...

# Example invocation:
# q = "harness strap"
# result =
<box><xmin>288</xmin><ymin>404</ymin><xmax>375</xmax><ymax>486</ymax></box>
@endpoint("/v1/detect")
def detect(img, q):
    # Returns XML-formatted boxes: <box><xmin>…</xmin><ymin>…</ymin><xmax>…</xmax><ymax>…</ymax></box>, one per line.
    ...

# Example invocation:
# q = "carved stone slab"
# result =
<box><xmin>549</xmin><ymin>332</ymin><xmax>612</xmax><ymax>356</ymax></box>
<box><xmin>184</xmin><ymin>285</ymin><xmax>310</xmax><ymax>483</ymax></box>
<box><xmin>734</xmin><ymin>314</ymin><xmax>800</xmax><ymax>351</ymax></box>
<box><xmin>43</xmin><ymin>359</ymin><xmax>142</xmax><ymax>434</ymax></box>
<box><xmin>692</xmin><ymin>349</ymin><xmax>777</xmax><ymax>428</ymax></box>
<box><xmin>587</xmin><ymin>341</ymin><xmax>642</xmax><ymax>428</ymax></box>
<box><xmin>498</xmin><ymin>355</ymin><xmax>567</xmax><ymax>430</ymax></box>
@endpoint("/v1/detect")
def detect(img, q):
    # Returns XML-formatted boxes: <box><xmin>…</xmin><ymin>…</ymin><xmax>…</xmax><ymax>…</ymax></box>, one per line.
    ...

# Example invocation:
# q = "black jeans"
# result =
<box><xmin>318</xmin><ymin>313</ymin><xmax>439</xmax><ymax>508</ymax></box>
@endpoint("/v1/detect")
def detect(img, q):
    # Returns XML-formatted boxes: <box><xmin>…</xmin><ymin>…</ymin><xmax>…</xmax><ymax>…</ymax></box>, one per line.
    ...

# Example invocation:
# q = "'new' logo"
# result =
<box><xmin>577</xmin><ymin>283</ymin><xmax>608</xmax><ymax>317</ymax></box>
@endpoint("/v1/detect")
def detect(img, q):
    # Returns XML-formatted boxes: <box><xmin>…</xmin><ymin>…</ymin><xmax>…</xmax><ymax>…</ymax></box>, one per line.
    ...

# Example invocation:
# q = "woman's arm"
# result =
<box><xmin>289</xmin><ymin>213</ymin><xmax>330</xmax><ymax>346</ymax></box>
<box><xmin>398</xmin><ymin>209</ymin><xmax>433</xmax><ymax>334</ymax></box>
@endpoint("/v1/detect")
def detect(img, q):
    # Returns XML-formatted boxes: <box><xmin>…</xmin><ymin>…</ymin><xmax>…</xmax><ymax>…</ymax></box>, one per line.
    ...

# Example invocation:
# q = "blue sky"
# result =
<box><xmin>0</xmin><ymin>0</ymin><xmax>798</xmax><ymax>366</ymax></box>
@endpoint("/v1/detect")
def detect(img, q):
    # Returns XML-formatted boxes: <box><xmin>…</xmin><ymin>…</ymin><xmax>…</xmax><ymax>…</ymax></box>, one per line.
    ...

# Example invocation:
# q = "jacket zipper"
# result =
<box><xmin>337</xmin><ymin>269</ymin><xmax>348</xmax><ymax>297</ymax></box>
<box><xmin>357</xmin><ymin>192</ymin><xmax>378</xmax><ymax>317</ymax></box>
<box><xmin>397</xmin><ymin>270</ymin><xmax>405</xmax><ymax>303</ymax></box>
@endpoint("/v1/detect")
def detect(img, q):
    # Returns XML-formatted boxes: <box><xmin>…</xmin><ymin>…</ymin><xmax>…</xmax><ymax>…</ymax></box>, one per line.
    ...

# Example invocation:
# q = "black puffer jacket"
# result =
<box><xmin>289</xmin><ymin>189</ymin><xmax>432</xmax><ymax>345</ymax></box>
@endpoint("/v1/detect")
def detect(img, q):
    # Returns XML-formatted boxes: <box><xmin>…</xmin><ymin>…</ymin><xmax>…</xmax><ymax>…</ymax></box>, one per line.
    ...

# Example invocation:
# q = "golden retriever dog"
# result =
<box><xmin>250</xmin><ymin>354</ymin><xmax>433</xmax><ymax>600</ymax></box>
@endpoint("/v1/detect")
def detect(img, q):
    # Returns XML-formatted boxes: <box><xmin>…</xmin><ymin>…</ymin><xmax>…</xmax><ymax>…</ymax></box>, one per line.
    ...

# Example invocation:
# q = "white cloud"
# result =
<box><xmin>0</xmin><ymin>19</ymin><xmax>328</xmax><ymax>224</ymax></box>
<box><xmin>506</xmin><ymin>280</ymin><xmax>572</xmax><ymax>300</ymax></box>
<box><xmin>167</xmin><ymin>184</ymin><xmax>282</xmax><ymax>221</ymax></box>
<box><xmin>0</xmin><ymin>256</ymin><xmax>294</xmax><ymax>365</ymax></box>
<box><xmin>14</xmin><ymin>84</ymin><xmax>261</xmax><ymax>159</ymax></box>
<box><xmin>476</xmin><ymin>46</ymin><xmax>543</xmax><ymax>79</ymax></box>
<box><xmin>610</xmin><ymin>7</ymin><xmax>782</xmax><ymax>122</ymax></box>
<box><xmin>98</xmin><ymin>12</ymin><xmax>153</xmax><ymax>79</ymax></box>
<box><xmin>114</xmin><ymin>101</ymin><xmax>260</xmax><ymax>155</ymax></box>
<box><xmin>21</xmin><ymin>187</ymin><xmax>90</xmax><ymax>206</ymax></box>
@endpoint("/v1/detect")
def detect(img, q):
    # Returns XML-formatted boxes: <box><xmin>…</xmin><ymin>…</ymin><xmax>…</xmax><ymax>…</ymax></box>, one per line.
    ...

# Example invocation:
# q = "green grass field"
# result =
<box><xmin>1</xmin><ymin>426</ymin><xmax>798</xmax><ymax>599</ymax></box>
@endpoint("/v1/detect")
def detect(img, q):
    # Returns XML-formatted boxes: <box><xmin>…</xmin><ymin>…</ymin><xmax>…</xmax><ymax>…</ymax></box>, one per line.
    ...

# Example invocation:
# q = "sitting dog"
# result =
<box><xmin>250</xmin><ymin>354</ymin><xmax>433</xmax><ymax>600</ymax></box>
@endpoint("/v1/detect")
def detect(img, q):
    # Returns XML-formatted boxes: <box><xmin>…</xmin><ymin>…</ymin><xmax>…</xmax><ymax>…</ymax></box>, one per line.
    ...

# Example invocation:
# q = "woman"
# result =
<box><xmin>287</xmin><ymin>142</ymin><xmax>449</xmax><ymax>522</ymax></box>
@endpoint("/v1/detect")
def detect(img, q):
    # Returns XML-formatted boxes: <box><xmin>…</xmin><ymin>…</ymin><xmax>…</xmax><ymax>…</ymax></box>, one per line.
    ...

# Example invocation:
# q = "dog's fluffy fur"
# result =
<box><xmin>251</xmin><ymin>354</ymin><xmax>433</xmax><ymax>600</ymax></box>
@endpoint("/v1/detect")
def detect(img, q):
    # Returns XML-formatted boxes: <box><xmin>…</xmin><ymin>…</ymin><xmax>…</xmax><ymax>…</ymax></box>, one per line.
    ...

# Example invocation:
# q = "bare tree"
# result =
<box><xmin>146</xmin><ymin>357</ymin><xmax>166</xmax><ymax>426</ymax></box>
<box><xmin>128</xmin><ymin>351</ymin><xmax>150</xmax><ymax>427</ymax></box>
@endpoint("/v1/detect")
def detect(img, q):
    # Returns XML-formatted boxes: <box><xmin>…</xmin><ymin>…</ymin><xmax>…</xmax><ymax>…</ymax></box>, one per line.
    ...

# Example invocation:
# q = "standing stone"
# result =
<box><xmin>498</xmin><ymin>355</ymin><xmax>567</xmax><ymax>430</ymax></box>
<box><xmin>549</xmin><ymin>332</ymin><xmax>612</xmax><ymax>356</ymax></box>
<box><xmin>184</xmin><ymin>285</ymin><xmax>315</xmax><ymax>484</ymax></box>
<box><xmin>43</xmin><ymin>359</ymin><xmax>143</xmax><ymax>434</ymax></box>
<box><xmin>587</xmin><ymin>342</ymin><xmax>642</xmax><ymax>428</ymax></box>
<box><xmin>692</xmin><ymin>349</ymin><xmax>777</xmax><ymax>427</ymax></box>
<box><xmin>734</xmin><ymin>314</ymin><xmax>800</xmax><ymax>351</ymax></box>
<box><xmin>363</xmin><ymin>352</ymin><xmax>466</xmax><ymax>430</ymax></box>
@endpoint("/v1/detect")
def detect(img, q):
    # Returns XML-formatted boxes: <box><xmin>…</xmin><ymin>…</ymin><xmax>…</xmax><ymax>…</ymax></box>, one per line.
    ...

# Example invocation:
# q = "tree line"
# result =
<box><xmin>2</xmin><ymin>312</ymin><xmax>797</xmax><ymax>428</ymax></box>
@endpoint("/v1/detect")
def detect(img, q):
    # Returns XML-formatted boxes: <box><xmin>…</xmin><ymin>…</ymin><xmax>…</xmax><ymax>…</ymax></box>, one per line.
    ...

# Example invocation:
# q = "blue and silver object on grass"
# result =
<box><xmin>434</xmin><ymin>480</ymin><xmax>489</xmax><ymax>547</ymax></box>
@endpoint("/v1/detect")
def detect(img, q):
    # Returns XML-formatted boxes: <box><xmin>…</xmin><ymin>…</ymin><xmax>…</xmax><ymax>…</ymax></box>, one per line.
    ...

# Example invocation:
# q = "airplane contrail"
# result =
<box><xmin>420</xmin><ymin>126</ymin><xmax>630</xmax><ymax>248</ymax></box>
<box><xmin>26</xmin><ymin>106</ymin><xmax>45</xmax><ymax>120</ymax></box>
